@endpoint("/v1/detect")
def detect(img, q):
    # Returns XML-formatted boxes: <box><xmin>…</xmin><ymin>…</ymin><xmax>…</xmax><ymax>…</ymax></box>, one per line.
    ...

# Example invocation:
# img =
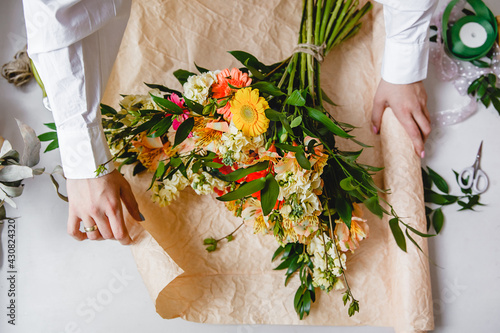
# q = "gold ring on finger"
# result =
<box><xmin>84</xmin><ymin>225</ymin><xmax>98</xmax><ymax>232</ymax></box>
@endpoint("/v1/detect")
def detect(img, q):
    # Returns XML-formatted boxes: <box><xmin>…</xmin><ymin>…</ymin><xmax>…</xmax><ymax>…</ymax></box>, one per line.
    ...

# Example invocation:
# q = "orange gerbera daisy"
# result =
<box><xmin>212</xmin><ymin>68</ymin><xmax>252</xmax><ymax>120</ymax></box>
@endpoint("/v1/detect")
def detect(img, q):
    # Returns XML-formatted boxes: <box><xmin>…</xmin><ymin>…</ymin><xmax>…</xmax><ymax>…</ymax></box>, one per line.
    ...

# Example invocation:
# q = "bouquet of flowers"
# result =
<box><xmin>101</xmin><ymin>0</ymin><xmax>426</xmax><ymax>318</ymax></box>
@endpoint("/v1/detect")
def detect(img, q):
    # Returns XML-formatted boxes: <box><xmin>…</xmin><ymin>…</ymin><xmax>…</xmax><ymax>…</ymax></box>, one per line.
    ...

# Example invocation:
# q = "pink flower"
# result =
<box><xmin>168</xmin><ymin>94</ymin><xmax>192</xmax><ymax>137</ymax></box>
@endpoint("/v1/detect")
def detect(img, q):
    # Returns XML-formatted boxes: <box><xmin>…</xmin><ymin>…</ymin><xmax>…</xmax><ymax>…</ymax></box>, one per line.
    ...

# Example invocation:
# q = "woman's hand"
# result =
<box><xmin>66</xmin><ymin>169</ymin><xmax>143</xmax><ymax>245</ymax></box>
<box><xmin>372</xmin><ymin>79</ymin><xmax>431</xmax><ymax>158</ymax></box>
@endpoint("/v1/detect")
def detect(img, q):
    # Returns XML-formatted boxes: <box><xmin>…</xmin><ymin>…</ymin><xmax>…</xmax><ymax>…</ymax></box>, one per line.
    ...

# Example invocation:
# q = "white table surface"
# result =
<box><xmin>1</xmin><ymin>0</ymin><xmax>499</xmax><ymax>332</ymax></box>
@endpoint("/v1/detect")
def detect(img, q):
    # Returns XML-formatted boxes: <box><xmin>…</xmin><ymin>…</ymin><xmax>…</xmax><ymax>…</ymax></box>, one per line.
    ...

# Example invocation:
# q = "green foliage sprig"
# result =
<box><xmin>422</xmin><ymin>166</ymin><xmax>484</xmax><ymax>234</ymax></box>
<box><xmin>468</xmin><ymin>74</ymin><xmax>500</xmax><ymax>115</ymax></box>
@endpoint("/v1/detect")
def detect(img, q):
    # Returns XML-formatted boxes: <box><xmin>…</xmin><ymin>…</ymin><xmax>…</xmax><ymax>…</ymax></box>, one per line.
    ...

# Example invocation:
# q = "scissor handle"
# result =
<box><xmin>472</xmin><ymin>169</ymin><xmax>489</xmax><ymax>194</ymax></box>
<box><xmin>458</xmin><ymin>167</ymin><xmax>474</xmax><ymax>190</ymax></box>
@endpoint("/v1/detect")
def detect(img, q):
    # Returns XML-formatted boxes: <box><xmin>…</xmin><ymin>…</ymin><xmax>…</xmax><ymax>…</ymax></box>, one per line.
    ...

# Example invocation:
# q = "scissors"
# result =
<box><xmin>458</xmin><ymin>141</ymin><xmax>489</xmax><ymax>194</ymax></box>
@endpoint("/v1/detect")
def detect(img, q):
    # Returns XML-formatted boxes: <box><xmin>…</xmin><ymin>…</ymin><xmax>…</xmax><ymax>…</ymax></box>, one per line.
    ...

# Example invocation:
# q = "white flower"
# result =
<box><xmin>183</xmin><ymin>71</ymin><xmax>220</xmax><ymax>105</ymax></box>
<box><xmin>151</xmin><ymin>171</ymin><xmax>190</xmax><ymax>206</ymax></box>
<box><xmin>306</xmin><ymin>234</ymin><xmax>346</xmax><ymax>292</ymax></box>
<box><xmin>189</xmin><ymin>171</ymin><xmax>227</xmax><ymax>196</ymax></box>
<box><xmin>218</xmin><ymin>124</ymin><xmax>264</xmax><ymax>164</ymax></box>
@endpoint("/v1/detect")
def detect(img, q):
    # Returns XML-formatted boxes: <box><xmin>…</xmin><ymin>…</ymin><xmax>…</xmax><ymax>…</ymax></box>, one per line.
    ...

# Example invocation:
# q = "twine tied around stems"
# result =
<box><xmin>293</xmin><ymin>43</ymin><xmax>326</xmax><ymax>63</ymax></box>
<box><xmin>1</xmin><ymin>46</ymin><xmax>33</xmax><ymax>87</ymax></box>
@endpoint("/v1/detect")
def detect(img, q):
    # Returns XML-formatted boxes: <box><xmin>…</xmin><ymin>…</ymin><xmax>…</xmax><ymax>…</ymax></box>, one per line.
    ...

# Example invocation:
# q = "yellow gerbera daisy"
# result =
<box><xmin>230</xmin><ymin>87</ymin><xmax>270</xmax><ymax>137</ymax></box>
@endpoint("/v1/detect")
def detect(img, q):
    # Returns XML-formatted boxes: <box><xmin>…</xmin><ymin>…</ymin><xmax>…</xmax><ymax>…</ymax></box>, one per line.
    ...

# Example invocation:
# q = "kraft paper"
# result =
<box><xmin>103</xmin><ymin>1</ymin><xmax>434</xmax><ymax>332</ymax></box>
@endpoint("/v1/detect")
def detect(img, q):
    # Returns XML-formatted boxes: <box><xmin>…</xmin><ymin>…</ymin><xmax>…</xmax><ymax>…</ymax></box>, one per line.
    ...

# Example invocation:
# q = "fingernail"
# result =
<box><xmin>372</xmin><ymin>125</ymin><xmax>378</xmax><ymax>134</ymax></box>
<box><xmin>421</xmin><ymin>151</ymin><xmax>425</xmax><ymax>159</ymax></box>
<box><xmin>139</xmin><ymin>212</ymin><xmax>145</xmax><ymax>221</ymax></box>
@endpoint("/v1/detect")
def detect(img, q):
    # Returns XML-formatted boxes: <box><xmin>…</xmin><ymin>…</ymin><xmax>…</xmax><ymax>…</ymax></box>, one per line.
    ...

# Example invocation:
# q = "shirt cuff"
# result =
<box><xmin>57</xmin><ymin>124</ymin><xmax>115</xmax><ymax>179</ymax></box>
<box><xmin>381</xmin><ymin>38</ymin><xmax>430</xmax><ymax>84</ymax></box>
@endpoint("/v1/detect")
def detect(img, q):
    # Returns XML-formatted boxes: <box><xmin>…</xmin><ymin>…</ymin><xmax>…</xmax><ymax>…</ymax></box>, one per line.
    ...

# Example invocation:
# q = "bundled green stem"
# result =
<box><xmin>281</xmin><ymin>0</ymin><xmax>372</xmax><ymax>103</ymax></box>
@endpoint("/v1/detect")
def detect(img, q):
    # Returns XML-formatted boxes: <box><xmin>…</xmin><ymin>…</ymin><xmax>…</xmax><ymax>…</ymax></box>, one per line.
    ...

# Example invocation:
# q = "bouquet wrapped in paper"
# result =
<box><xmin>101</xmin><ymin>0</ymin><xmax>426</xmax><ymax>318</ymax></box>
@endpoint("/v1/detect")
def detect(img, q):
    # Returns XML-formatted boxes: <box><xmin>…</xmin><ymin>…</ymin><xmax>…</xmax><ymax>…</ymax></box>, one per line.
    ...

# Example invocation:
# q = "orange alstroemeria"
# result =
<box><xmin>334</xmin><ymin>203</ymin><xmax>369</xmax><ymax>252</ymax></box>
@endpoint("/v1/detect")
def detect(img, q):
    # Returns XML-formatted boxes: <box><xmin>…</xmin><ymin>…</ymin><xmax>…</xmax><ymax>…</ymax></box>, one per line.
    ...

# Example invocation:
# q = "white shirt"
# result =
<box><xmin>23</xmin><ymin>0</ymin><xmax>437</xmax><ymax>179</ymax></box>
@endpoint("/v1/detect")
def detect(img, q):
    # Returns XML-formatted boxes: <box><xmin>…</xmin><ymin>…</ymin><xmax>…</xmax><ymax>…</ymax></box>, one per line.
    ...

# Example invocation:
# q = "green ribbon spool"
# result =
<box><xmin>442</xmin><ymin>0</ymin><xmax>498</xmax><ymax>62</ymax></box>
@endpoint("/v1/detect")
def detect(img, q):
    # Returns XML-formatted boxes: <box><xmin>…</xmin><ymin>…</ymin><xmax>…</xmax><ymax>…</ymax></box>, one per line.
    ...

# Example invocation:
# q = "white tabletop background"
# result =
<box><xmin>1</xmin><ymin>0</ymin><xmax>499</xmax><ymax>332</ymax></box>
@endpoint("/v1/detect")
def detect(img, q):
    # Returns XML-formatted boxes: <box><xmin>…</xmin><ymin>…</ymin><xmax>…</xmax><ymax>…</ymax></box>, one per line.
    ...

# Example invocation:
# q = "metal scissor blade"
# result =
<box><xmin>472</xmin><ymin>141</ymin><xmax>484</xmax><ymax>172</ymax></box>
<box><xmin>476</xmin><ymin>141</ymin><xmax>483</xmax><ymax>160</ymax></box>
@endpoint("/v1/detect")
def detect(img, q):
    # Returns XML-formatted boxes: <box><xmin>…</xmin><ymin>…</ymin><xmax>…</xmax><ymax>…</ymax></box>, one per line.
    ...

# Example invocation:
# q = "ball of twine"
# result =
<box><xmin>1</xmin><ymin>46</ymin><xmax>33</xmax><ymax>87</ymax></box>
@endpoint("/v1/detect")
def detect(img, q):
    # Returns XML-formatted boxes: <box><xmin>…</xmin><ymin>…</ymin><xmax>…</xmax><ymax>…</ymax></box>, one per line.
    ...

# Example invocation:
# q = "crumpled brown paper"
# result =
<box><xmin>103</xmin><ymin>1</ymin><xmax>434</xmax><ymax>331</ymax></box>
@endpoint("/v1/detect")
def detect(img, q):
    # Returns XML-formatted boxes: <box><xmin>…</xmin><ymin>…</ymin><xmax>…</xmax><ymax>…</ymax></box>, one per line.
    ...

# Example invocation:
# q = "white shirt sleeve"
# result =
<box><xmin>23</xmin><ymin>0</ymin><xmax>131</xmax><ymax>179</ymax></box>
<box><xmin>376</xmin><ymin>0</ymin><xmax>438</xmax><ymax>84</ymax></box>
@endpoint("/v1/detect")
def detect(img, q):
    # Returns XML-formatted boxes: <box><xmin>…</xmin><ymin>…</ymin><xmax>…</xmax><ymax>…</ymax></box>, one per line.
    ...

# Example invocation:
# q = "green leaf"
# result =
<box><xmin>340</xmin><ymin>176</ymin><xmax>357</xmax><ymax>191</ymax></box>
<box><xmin>229</xmin><ymin>50</ymin><xmax>268</xmax><ymax>72</ymax></box>
<box><xmin>217</xmin><ymin>177</ymin><xmax>267</xmax><ymax>202</ymax></box>
<box><xmin>131</xmin><ymin>114</ymin><xmax>163</xmax><ymax>135</ymax></box>
<box><xmin>203</xmin><ymin>237</ymin><xmax>216</xmax><ymax>245</ymax></box>
<box><xmin>100</xmin><ymin>104</ymin><xmax>117</xmax><ymax>115</ymax></box>
<box><xmin>290</xmin><ymin>115</ymin><xmax>303</xmax><ymax>128</ymax></box>
<box><xmin>274</xmin><ymin>142</ymin><xmax>300</xmax><ymax>153</ymax></box>
<box><xmin>295</xmin><ymin>148</ymin><xmax>311</xmax><ymax>170</ymax></box>
<box><xmin>389</xmin><ymin>218</ymin><xmax>406</xmax><ymax>252</ymax></box>
<box><xmin>148</xmin><ymin>117</ymin><xmax>172</xmax><ymax>138</ymax></box>
<box><xmin>363</xmin><ymin>196</ymin><xmax>383</xmax><ymax>219</ymax></box>
<box><xmin>150</xmin><ymin>94</ymin><xmax>184</xmax><ymax>114</ymax></box>
<box><xmin>173</xmin><ymin>69</ymin><xmax>196</xmax><ymax>86</ymax></box>
<box><xmin>195</xmin><ymin>63</ymin><xmax>209</xmax><ymax>73</ymax></box>
<box><xmin>302</xmin><ymin>290</ymin><xmax>312</xmax><ymax>317</ymax></box>
<box><xmin>306</xmin><ymin>107</ymin><xmax>352</xmax><ymax>138</ymax></box>
<box><xmin>133</xmin><ymin>162</ymin><xmax>147</xmax><ymax>176</ymax></box>
<box><xmin>272</xmin><ymin>246</ymin><xmax>285</xmax><ymax>261</ymax></box>
<box><xmin>44</xmin><ymin>122</ymin><xmax>57</xmax><ymax>130</ymax></box>
<box><xmin>191</xmin><ymin>160</ymin><xmax>202</xmax><ymax>173</ymax></box>
<box><xmin>285</xmin><ymin>90</ymin><xmax>306</xmax><ymax>107</ymax></box>
<box><xmin>350</xmin><ymin>138</ymin><xmax>372</xmax><ymax>148</ymax></box>
<box><xmin>274</xmin><ymin>256</ymin><xmax>294</xmax><ymax>271</ymax></box>
<box><xmin>280</xmin><ymin>116</ymin><xmax>294</xmax><ymax>136</ymax></box>
<box><xmin>491</xmin><ymin>96</ymin><xmax>500</xmax><ymax>113</ymax></box>
<box><xmin>421</xmin><ymin>168</ymin><xmax>432</xmax><ymax>189</ymax></box>
<box><xmin>206</xmin><ymin>244</ymin><xmax>217</xmax><ymax>252</ymax></box>
<box><xmin>342</xmin><ymin>292</ymin><xmax>349</xmax><ymax>306</ymax></box>
<box><xmin>336</xmin><ymin>197</ymin><xmax>352</xmax><ymax>228</ymax></box>
<box><xmin>184</xmin><ymin>98</ymin><xmax>204</xmax><ymax>115</ymax></box>
<box><xmin>261</xmin><ymin>174</ymin><xmax>279</xmax><ymax>216</ymax></box>
<box><xmin>321</xmin><ymin>89</ymin><xmax>336</xmax><ymax>106</ymax></box>
<box><xmin>432</xmin><ymin>207</ymin><xmax>444</xmax><ymax>234</ymax></box>
<box><xmin>144</xmin><ymin>83</ymin><xmax>182</xmax><ymax>96</ymax></box>
<box><xmin>250</xmin><ymin>82</ymin><xmax>285</xmax><ymax>97</ymax></box>
<box><xmin>155</xmin><ymin>161</ymin><xmax>166</xmax><ymax>179</ymax></box>
<box><xmin>203</xmin><ymin>161</ymin><xmax>224</xmax><ymax>169</ymax></box>
<box><xmin>404</xmin><ymin>223</ymin><xmax>436</xmax><ymax>238</ymax></box>
<box><xmin>424</xmin><ymin>190</ymin><xmax>453</xmax><ymax>205</ymax></box>
<box><xmin>244</xmin><ymin>63</ymin><xmax>266</xmax><ymax>80</ymax></box>
<box><xmin>44</xmin><ymin>139</ymin><xmax>59</xmax><ymax>152</ymax></box>
<box><xmin>264</xmin><ymin>109</ymin><xmax>284</xmax><ymax>121</ymax></box>
<box><xmin>173</xmin><ymin>117</ymin><xmax>194</xmax><ymax>147</ymax></box>
<box><xmin>477</xmin><ymin>82</ymin><xmax>487</xmax><ymax>98</ymax></box>
<box><xmin>427</xmin><ymin>167</ymin><xmax>449</xmax><ymax>193</ymax></box>
<box><xmin>38</xmin><ymin>132</ymin><xmax>58</xmax><ymax>142</ymax></box>
<box><xmin>468</xmin><ymin>79</ymin><xmax>480</xmax><ymax>95</ymax></box>
<box><xmin>294</xmin><ymin>286</ymin><xmax>304</xmax><ymax>312</ymax></box>
<box><xmin>405</xmin><ymin>229</ymin><xmax>424</xmax><ymax>253</ymax></box>
<box><xmin>217</xmin><ymin>161</ymin><xmax>269</xmax><ymax>182</ymax></box>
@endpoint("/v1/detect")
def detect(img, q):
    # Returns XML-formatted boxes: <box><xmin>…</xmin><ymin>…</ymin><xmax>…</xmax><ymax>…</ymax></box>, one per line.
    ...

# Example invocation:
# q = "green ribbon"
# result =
<box><xmin>442</xmin><ymin>0</ymin><xmax>498</xmax><ymax>62</ymax></box>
